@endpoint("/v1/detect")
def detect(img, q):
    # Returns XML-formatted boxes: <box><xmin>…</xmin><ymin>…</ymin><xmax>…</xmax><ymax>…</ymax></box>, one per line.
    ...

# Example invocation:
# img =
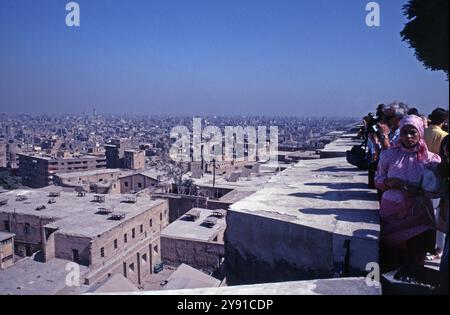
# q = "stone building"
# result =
<box><xmin>124</xmin><ymin>150</ymin><xmax>145</xmax><ymax>170</ymax></box>
<box><xmin>18</xmin><ymin>153</ymin><xmax>107</xmax><ymax>188</ymax></box>
<box><xmin>160</xmin><ymin>208</ymin><xmax>226</xmax><ymax>275</ymax></box>
<box><xmin>0</xmin><ymin>187</ymin><xmax>169</xmax><ymax>286</ymax></box>
<box><xmin>0</xmin><ymin>231</ymin><xmax>15</xmax><ymax>270</ymax></box>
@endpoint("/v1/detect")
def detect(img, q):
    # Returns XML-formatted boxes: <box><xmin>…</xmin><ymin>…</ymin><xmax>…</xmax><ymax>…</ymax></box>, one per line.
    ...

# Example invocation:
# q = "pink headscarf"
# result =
<box><xmin>396</xmin><ymin>115</ymin><xmax>430</xmax><ymax>162</ymax></box>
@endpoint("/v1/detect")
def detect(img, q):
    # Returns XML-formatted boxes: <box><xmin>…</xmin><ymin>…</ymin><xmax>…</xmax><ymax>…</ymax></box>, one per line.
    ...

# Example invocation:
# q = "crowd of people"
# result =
<box><xmin>359</xmin><ymin>102</ymin><xmax>448</xmax><ymax>293</ymax></box>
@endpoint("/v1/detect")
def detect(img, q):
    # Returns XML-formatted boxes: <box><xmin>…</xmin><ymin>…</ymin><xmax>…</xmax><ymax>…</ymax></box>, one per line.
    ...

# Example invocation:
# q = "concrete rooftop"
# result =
<box><xmin>161</xmin><ymin>264</ymin><xmax>221</xmax><ymax>291</ymax></box>
<box><xmin>161</xmin><ymin>208</ymin><xmax>226</xmax><ymax>242</ymax></box>
<box><xmin>192</xmin><ymin>171</ymin><xmax>276</xmax><ymax>192</ymax></box>
<box><xmin>99</xmin><ymin>277</ymin><xmax>380</xmax><ymax>295</ymax></box>
<box><xmin>229</xmin><ymin>157</ymin><xmax>379</xmax><ymax>241</ymax></box>
<box><xmin>0</xmin><ymin>187</ymin><xmax>167</xmax><ymax>237</ymax></box>
<box><xmin>55</xmin><ymin>168</ymin><xmax>123</xmax><ymax>178</ymax></box>
<box><xmin>0</xmin><ymin>231</ymin><xmax>15</xmax><ymax>241</ymax></box>
<box><xmin>0</xmin><ymin>257</ymin><xmax>88</xmax><ymax>295</ymax></box>
<box><xmin>319</xmin><ymin>133</ymin><xmax>361</xmax><ymax>158</ymax></box>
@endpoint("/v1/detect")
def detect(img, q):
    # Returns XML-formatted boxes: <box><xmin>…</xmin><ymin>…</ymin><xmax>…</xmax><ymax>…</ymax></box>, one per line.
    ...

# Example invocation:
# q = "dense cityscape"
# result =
<box><xmin>0</xmin><ymin>0</ymin><xmax>448</xmax><ymax>300</ymax></box>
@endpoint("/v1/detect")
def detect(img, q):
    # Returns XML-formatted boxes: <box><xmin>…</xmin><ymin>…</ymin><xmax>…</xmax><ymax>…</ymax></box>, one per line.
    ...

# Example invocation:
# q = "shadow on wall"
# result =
<box><xmin>303</xmin><ymin>182</ymin><xmax>369</xmax><ymax>190</ymax></box>
<box><xmin>312</xmin><ymin>166</ymin><xmax>360</xmax><ymax>173</ymax></box>
<box><xmin>298</xmin><ymin>208</ymin><xmax>379</xmax><ymax>225</ymax></box>
<box><xmin>352</xmin><ymin>228</ymin><xmax>379</xmax><ymax>240</ymax></box>
<box><xmin>289</xmin><ymin>191</ymin><xmax>377</xmax><ymax>202</ymax></box>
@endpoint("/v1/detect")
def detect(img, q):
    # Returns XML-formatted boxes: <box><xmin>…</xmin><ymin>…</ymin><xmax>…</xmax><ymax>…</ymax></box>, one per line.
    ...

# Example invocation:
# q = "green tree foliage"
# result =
<box><xmin>401</xmin><ymin>0</ymin><xmax>449</xmax><ymax>78</ymax></box>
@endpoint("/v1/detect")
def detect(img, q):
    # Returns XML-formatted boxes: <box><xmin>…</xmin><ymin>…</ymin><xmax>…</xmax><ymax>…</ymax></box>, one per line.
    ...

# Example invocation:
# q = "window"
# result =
<box><xmin>129</xmin><ymin>263</ymin><xmax>135</xmax><ymax>272</ymax></box>
<box><xmin>132</xmin><ymin>228</ymin><xmax>135</xmax><ymax>239</ymax></box>
<box><xmin>24</xmin><ymin>223</ymin><xmax>31</xmax><ymax>235</ymax></box>
<box><xmin>149</xmin><ymin>219</ymin><xmax>153</xmax><ymax>227</ymax></box>
<box><xmin>142</xmin><ymin>254</ymin><xmax>147</xmax><ymax>263</ymax></box>
<box><xmin>153</xmin><ymin>245</ymin><xmax>159</xmax><ymax>254</ymax></box>
<box><xmin>100</xmin><ymin>247</ymin><xmax>105</xmax><ymax>258</ymax></box>
<box><xmin>140</xmin><ymin>224</ymin><xmax>143</xmax><ymax>233</ymax></box>
<box><xmin>123</xmin><ymin>262</ymin><xmax>127</xmax><ymax>278</ymax></box>
<box><xmin>1</xmin><ymin>239</ymin><xmax>12</xmax><ymax>245</ymax></box>
<box><xmin>114</xmin><ymin>239</ymin><xmax>118</xmax><ymax>249</ymax></box>
<box><xmin>160</xmin><ymin>213</ymin><xmax>163</xmax><ymax>221</ymax></box>
<box><xmin>124</xmin><ymin>182</ymin><xmax>129</xmax><ymax>187</ymax></box>
<box><xmin>72</xmin><ymin>249</ymin><xmax>79</xmax><ymax>262</ymax></box>
<box><xmin>3</xmin><ymin>220</ymin><xmax>10</xmax><ymax>232</ymax></box>
<box><xmin>138</xmin><ymin>183</ymin><xmax>142</xmax><ymax>188</ymax></box>
<box><xmin>124</xmin><ymin>233</ymin><xmax>128</xmax><ymax>243</ymax></box>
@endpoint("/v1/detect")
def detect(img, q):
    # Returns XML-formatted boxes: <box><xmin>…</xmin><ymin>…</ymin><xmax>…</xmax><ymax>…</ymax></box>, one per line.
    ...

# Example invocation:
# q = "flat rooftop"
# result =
<box><xmin>275</xmin><ymin>150</ymin><xmax>321</xmax><ymax>159</ymax></box>
<box><xmin>320</xmin><ymin>133</ymin><xmax>361</xmax><ymax>157</ymax></box>
<box><xmin>229</xmin><ymin>157</ymin><xmax>379</xmax><ymax>241</ymax></box>
<box><xmin>120</xmin><ymin>169</ymin><xmax>166</xmax><ymax>180</ymax></box>
<box><xmin>219</xmin><ymin>189</ymin><xmax>257</xmax><ymax>203</ymax></box>
<box><xmin>0</xmin><ymin>257</ymin><xmax>88</xmax><ymax>295</ymax></box>
<box><xmin>161</xmin><ymin>208</ymin><xmax>226</xmax><ymax>242</ymax></box>
<box><xmin>0</xmin><ymin>231</ymin><xmax>15</xmax><ymax>241</ymax></box>
<box><xmin>18</xmin><ymin>153</ymin><xmax>105</xmax><ymax>161</ymax></box>
<box><xmin>55</xmin><ymin>168</ymin><xmax>123</xmax><ymax>178</ymax></box>
<box><xmin>89</xmin><ymin>274</ymin><xmax>138</xmax><ymax>294</ymax></box>
<box><xmin>162</xmin><ymin>264</ymin><xmax>221</xmax><ymax>291</ymax></box>
<box><xmin>191</xmin><ymin>171</ymin><xmax>275</xmax><ymax>192</ymax></box>
<box><xmin>101</xmin><ymin>277</ymin><xmax>380</xmax><ymax>295</ymax></box>
<box><xmin>0</xmin><ymin>187</ymin><xmax>167</xmax><ymax>237</ymax></box>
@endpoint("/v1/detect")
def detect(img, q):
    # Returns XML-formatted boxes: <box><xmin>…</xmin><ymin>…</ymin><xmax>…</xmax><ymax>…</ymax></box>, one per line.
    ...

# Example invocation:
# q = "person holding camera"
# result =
<box><xmin>376</xmin><ymin>101</ymin><xmax>410</xmax><ymax>150</ymax></box>
<box><xmin>366</xmin><ymin>102</ymin><xmax>409</xmax><ymax>199</ymax></box>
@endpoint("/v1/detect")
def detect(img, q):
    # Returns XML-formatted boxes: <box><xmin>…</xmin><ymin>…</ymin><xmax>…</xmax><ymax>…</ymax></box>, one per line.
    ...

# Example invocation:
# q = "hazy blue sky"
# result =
<box><xmin>0</xmin><ymin>0</ymin><xmax>448</xmax><ymax>117</ymax></box>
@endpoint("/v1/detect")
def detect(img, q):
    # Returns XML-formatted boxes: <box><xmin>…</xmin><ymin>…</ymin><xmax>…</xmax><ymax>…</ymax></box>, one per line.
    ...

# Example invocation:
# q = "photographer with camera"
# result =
<box><xmin>365</xmin><ymin>102</ymin><xmax>409</xmax><ymax>201</ymax></box>
<box><xmin>365</xmin><ymin>104</ymin><xmax>385</xmax><ymax>190</ymax></box>
<box><xmin>377</xmin><ymin>101</ymin><xmax>410</xmax><ymax>150</ymax></box>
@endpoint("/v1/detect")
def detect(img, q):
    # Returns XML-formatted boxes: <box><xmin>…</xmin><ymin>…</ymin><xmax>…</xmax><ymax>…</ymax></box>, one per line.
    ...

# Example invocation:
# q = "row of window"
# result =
<box><xmin>123</xmin><ymin>252</ymin><xmax>154</xmax><ymax>278</ymax></box>
<box><xmin>2</xmin><ymin>221</ymin><xmax>31</xmax><ymax>235</ymax></box>
<box><xmin>99</xmin><ymin>216</ymin><xmax>162</xmax><ymax>258</ymax></box>
<box><xmin>123</xmin><ymin>182</ymin><xmax>156</xmax><ymax>188</ymax></box>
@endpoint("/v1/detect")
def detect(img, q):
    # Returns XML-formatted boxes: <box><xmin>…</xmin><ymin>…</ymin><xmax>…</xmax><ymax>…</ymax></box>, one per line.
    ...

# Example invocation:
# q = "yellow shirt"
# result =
<box><xmin>424</xmin><ymin>125</ymin><xmax>448</xmax><ymax>154</ymax></box>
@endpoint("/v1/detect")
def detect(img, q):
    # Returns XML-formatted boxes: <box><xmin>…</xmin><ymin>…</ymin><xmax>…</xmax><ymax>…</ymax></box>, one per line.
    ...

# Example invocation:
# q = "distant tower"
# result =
<box><xmin>93</xmin><ymin>108</ymin><xmax>97</xmax><ymax>116</ymax></box>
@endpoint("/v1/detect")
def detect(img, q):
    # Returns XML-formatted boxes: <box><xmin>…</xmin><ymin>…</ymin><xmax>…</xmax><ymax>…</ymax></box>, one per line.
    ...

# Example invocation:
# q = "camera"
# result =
<box><xmin>366</xmin><ymin>113</ymin><xmax>381</xmax><ymax>134</ymax></box>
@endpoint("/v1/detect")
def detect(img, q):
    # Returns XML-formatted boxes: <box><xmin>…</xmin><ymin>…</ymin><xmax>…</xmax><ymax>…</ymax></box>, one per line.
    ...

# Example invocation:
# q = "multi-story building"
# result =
<box><xmin>118</xmin><ymin>170</ymin><xmax>165</xmax><ymax>194</ymax></box>
<box><xmin>124</xmin><ymin>150</ymin><xmax>145</xmax><ymax>170</ymax></box>
<box><xmin>53</xmin><ymin>168</ymin><xmax>127</xmax><ymax>194</ymax></box>
<box><xmin>18</xmin><ymin>153</ymin><xmax>107</xmax><ymax>188</ymax></box>
<box><xmin>0</xmin><ymin>187</ymin><xmax>170</xmax><ymax>286</ymax></box>
<box><xmin>105</xmin><ymin>139</ymin><xmax>131</xmax><ymax>169</ymax></box>
<box><xmin>0</xmin><ymin>231</ymin><xmax>15</xmax><ymax>270</ymax></box>
<box><xmin>0</xmin><ymin>140</ymin><xmax>6</xmax><ymax>168</ymax></box>
<box><xmin>160</xmin><ymin>208</ymin><xmax>226</xmax><ymax>275</ymax></box>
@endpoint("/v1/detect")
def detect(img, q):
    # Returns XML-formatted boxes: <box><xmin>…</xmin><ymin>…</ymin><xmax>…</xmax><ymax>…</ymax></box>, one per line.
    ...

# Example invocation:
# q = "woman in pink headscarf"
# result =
<box><xmin>375</xmin><ymin>115</ymin><xmax>441</xmax><ymax>271</ymax></box>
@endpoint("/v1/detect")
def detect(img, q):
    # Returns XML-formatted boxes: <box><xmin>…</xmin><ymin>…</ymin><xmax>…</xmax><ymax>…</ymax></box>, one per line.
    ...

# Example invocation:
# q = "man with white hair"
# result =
<box><xmin>377</xmin><ymin>101</ymin><xmax>410</xmax><ymax>150</ymax></box>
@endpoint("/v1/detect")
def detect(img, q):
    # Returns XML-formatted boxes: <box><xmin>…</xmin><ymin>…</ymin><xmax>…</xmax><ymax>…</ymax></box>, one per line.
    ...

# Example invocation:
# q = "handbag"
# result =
<box><xmin>421</xmin><ymin>168</ymin><xmax>441</xmax><ymax>193</ymax></box>
<box><xmin>346</xmin><ymin>140</ymin><xmax>369</xmax><ymax>170</ymax></box>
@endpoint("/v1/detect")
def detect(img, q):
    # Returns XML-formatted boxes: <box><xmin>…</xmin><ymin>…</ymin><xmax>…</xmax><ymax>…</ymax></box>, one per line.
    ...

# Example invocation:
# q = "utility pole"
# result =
<box><xmin>212</xmin><ymin>158</ymin><xmax>216</xmax><ymax>199</ymax></box>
